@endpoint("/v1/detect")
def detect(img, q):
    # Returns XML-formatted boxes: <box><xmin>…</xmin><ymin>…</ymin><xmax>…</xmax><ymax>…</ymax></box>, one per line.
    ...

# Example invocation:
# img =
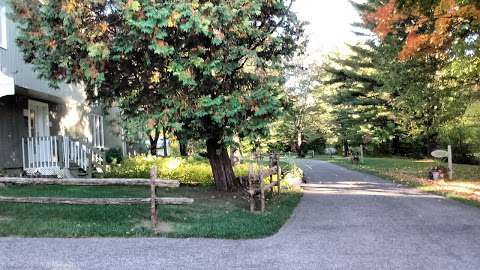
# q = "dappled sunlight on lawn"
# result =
<box><xmin>315</xmin><ymin>155</ymin><xmax>480</xmax><ymax>204</ymax></box>
<box><xmin>301</xmin><ymin>181</ymin><xmax>439</xmax><ymax>198</ymax></box>
<box><xmin>413</xmin><ymin>159</ymin><xmax>435</xmax><ymax>163</ymax></box>
<box><xmin>426</xmin><ymin>181</ymin><xmax>480</xmax><ymax>201</ymax></box>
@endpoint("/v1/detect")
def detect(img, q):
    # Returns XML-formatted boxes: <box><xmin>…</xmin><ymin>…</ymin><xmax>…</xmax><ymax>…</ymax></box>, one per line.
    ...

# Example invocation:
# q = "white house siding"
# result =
<box><xmin>0</xmin><ymin>0</ymin><xmax>85</xmax><ymax>104</ymax></box>
<box><xmin>0</xmin><ymin>0</ymin><xmax>126</xmax><ymax>173</ymax></box>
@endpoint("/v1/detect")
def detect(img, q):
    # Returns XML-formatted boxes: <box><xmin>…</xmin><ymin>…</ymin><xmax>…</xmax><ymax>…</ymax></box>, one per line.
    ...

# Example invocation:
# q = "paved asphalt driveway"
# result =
<box><xmin>2</xmin><ymin>159</ymin><xmax>480</xmax><ymax>270</ymax></box>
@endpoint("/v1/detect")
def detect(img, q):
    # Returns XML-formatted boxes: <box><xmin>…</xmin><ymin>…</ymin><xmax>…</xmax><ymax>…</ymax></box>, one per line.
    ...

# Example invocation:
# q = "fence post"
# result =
<box><xmin>269</xmin><ymin>154</ymin><xmax>273</xmax><ymax>194</ymax></box>
<box><xmin>248</xmin><ymin>160</ymin><xmax>255</xmax><ymax>212</ymax></box>
<box><xmin>448</xmin><ymin>145</ymin><xmax>453</xmax><ymax>179</ymax></box>
<box><xmin>254</xmin><ymin>151</ymin><xmax>263</xmax><ymax>212</ymax></box>
<box><xmin>360</xmin><ymin>145</ymin><xmax>364</xmax><ymax>164</ymax></box>
<box><xmin>260</xmin><ymin>170</ymin><xmax>265</xmax><ymax>213</ymax></box>
<box><xmin>150</xmin><ymin>166</ymin><xmax>158</xmax><ymax>230</ymax></box>
<box><xmin>276</xmin><ymin>154</ymin><xmax>281</xmax><ymax>195</ymax></box>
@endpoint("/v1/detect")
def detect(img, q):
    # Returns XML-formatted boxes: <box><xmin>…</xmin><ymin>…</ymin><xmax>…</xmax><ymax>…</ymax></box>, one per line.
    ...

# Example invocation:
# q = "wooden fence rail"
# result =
<box><xmin>247</xmin><ymin>153</ymin><xmax>282</xmax><ymax>212</ymax></box>
<box><xmin>0</xmin><ymin>167</ymin><xmax>192</xmax><ymax>232</ymax></box>
<box><xmin>0</xmin><ymin>196</ymin><xmax>193</xmax><ymax>205</ymax></box>
<box><xmin>0</xmin><ymin>177</ymin><xmax>179</xmax><ymax>187</ymax></box>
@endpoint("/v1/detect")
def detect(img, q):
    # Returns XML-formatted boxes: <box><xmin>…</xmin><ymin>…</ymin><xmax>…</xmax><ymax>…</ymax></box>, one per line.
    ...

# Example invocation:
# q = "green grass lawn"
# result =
<box><xmin>314</xmin><ymin>155</ymin><xmax>480</xmax><ymax>205</ymax></box>
<box><xmin>314</xmin><ymin>155</ymin><xmax>480</xmax><ymax>180</ymax></box>
<box><xmin>0</xmin><ymin>185</ymin><xmax>301</xmax><ymax>238</ymax></box>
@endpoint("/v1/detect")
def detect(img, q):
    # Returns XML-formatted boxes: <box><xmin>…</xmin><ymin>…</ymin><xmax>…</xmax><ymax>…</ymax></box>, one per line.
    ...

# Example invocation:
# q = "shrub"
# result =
<box><xmin>103</xmin><ymin>156</ymin><xmax>212</xmax><ymax>185</ymax></box>
<box><xmin>324</xmin><ymin>147</ymin><xmax>337</xmax><ymax>155</ymax></box>
<box><xmin>440</xmin><ymin>126</ymin><xmax>479</xmax><ymax>165</ymax></box>
<box><xmin>297</xmin><ymin>136</ymin><xmax>327</xmax><ymax>157</ymax></box>
<box><xmin>306</xmin><ymin>137</ymin><xmax>326</xmax><ymax>155</ymax></box>
<box><xmin>103</xmin><ymin>155</ymin><xmax>255</xmax><ymax>185</ymax></box>
<box><xmin>105</xmin><ymin>148</ymin><xmax>123</xmax><ymax>164</ymax></box>
<box><xmin>267</xmin><ymin>141</ymin><xmax>290</xmax><ymax>153</ymax></box>
<box><xmin>102</xmin><ymin>155</ymin><xmax>303</xmax><ymax>186</ymax></box>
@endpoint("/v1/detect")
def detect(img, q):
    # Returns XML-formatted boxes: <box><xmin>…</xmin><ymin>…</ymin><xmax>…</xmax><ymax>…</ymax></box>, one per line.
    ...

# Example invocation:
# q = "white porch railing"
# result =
<box><xmin>63</xmin><ymin>137</ymin><xmax>89</xmax><ymax>171</ymax></box>
<box><xmin>22</xmin><ymin>136</ymin><xmax>104</xmax><ymax>176</ymax></box>
<box><xmin>22</xmin><ymin>136</ymin><xmax>61</xmax><ymax>172</ymax></box>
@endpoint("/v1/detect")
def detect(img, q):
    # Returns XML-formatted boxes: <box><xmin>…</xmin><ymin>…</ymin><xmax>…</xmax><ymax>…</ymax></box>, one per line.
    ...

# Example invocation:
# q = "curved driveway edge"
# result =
<box><xmin>2</xmin><ymin>159</ymin><xmax>480</xmax><ymax>270</ymax></box>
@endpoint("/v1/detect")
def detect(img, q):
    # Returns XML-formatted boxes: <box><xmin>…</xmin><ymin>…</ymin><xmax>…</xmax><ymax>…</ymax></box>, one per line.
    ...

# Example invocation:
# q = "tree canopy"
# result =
<box><xmin>269</xmin><ymin>0</ymin><xmax>477</xmax><ymax>163</ymax></box>
<box><xmin>10</xmin><ymin>0</ymin><xmax>305</xmax><ymax>191</ymax></box>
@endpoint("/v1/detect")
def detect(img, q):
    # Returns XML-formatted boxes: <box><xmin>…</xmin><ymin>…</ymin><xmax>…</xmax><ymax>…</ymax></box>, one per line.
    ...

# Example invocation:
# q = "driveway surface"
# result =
<box><xmin>2</xmin><ymin>159</ymin><xmax>480</xmax><ymax>270</ymax></box>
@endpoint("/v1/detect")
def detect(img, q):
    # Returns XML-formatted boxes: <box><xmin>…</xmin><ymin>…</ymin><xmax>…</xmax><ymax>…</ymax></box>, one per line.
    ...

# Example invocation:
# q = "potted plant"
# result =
<box><xmin>429</xmin><ymin>165</ymin><xmax>448</xmax><ymax>180</ymax></box>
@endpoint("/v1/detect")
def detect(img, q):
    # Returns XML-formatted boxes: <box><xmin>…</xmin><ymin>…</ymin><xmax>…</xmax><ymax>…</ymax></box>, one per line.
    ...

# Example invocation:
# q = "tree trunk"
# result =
<box><xmin>175</xmin><ymin>131</ymin><xmax>189</xmax><ymax>157</ymax></box>
<box><xmin>297</xmin><ymin>131</ymin><xmax>302</xmax><ymax>149</ymax></box>
<box><xmin>230</xmin><ymin>135</ymin><xmax>241</xmax><ymax>165</ymax></box>
<box><xmin>206</xmin><ymin>137</ymin><xmax>237</xmax><ymax>192</ymax></box>
<box><xmin>391</xmin><ymin>135</ymin><xmax>400</xmax><ymax>155</ymax></box>
<box><xmin>230</xmin><ymin>147</ymin><xmax>241</xmax><ymax>166</ymax></box>
<box><xmin>149</xmin><ymin>130</ymin><xmax>159</xmax><ymax>156</ymax></box>
<box><xmin>424</xmin><ymin>132</ymin><xmax>439</xmax><ymax>157</ymax></box>
<box><xmin>162</xmin><ymin>127</ymin><xmax>168</xmax><ymax>157</ymax></box>
<box><xmin>179</xmin><ymin>141</ymin><xmax>188</xmax><ymax>157</ymax></box>
<box><xmin>343</xmin><ymin>139</ymin><xmax>349</xmax><ymax>157</ymax></box>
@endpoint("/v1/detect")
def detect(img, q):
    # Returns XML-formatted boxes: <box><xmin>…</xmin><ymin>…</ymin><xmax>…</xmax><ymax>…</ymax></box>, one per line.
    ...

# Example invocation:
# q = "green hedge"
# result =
<box><xmin>102</xmin><ymin>155</ymin><xmax>301</xmax><ymax>186</ymax></box>
<box><xmin>103</xmin><ymin>156</ymin><xmax>252</xmax><ymax>185</ymax></box>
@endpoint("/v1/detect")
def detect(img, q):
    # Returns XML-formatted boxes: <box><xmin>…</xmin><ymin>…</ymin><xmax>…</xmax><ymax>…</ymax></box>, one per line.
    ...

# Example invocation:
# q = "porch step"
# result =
<box><xmin>68</xmin><ymin>164</ymin><xmax>89</xmax><ymax>178</ymax></box>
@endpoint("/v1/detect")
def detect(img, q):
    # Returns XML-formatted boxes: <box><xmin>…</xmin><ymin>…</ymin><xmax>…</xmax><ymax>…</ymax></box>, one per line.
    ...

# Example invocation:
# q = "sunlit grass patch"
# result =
<box><xmin>314</xmin><ymin>155</ymin><xmax>480</xmax><ymax>206</ymax></box>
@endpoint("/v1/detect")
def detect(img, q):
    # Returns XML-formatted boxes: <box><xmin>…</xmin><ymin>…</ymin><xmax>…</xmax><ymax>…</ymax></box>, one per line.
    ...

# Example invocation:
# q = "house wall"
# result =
<box><xmin>0</xmin><ymin>0</ymin><xmax>128</xmax><ymax>172</ymax></box>
<box><xmin>0</xmin><ymin>95</ymin><xmax>26</xmax><ymax>169</ymax></box>
<box><xmin>103</xmin><ymin>107</ymin><xmax>125</xmax><ymax>150</ymax></box>
<box><xmin>0</xmin><ymin>93</ymin><xmax>64</xmax><ymax>169</ymax></box>
<box><xmin>0</xmin><ymin>94</ymin><xmax>131</xmax><ymax>171</ymax></box>
<box><xmin>0</xmin><ymin>0</ymin><xmax>85</xmax><ymax>104</ymax></box>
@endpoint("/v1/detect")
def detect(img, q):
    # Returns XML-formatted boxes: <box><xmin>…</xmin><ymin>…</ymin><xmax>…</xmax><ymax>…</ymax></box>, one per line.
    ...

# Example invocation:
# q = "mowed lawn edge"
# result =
<box><xmin>0</xmin><ymin>185</ymin><xmax>302</xmax><ymax>239</ymax></box>
<box><xmin>312</xmin><ymin>155</ymin><xmax>480</xmax><ymax>207</ymax></box>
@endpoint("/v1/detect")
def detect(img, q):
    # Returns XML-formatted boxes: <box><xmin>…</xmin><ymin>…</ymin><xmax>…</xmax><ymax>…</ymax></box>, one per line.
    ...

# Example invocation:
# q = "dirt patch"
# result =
<box><xmin>154</xmin><ymin>221</ymin><xmax>174</xmax><ymax>234</ymax></box>
<box><xmin>132</xmin><ymin>220</ymin><xmax>174</xmax><ymax>234</ymax></box>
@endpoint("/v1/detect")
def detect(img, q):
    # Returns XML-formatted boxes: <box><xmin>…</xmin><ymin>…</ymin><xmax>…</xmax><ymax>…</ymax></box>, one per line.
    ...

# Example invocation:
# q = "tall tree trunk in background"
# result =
<box><xmin>230</xmin><ymin>135</ymin><xmax>241</xmax><ymax>165</ymax></box>
<box><xmin>179</xmin><ymin>141</ymin><xmax>188</xmax><ymax>157</ymax></box>
<box><xmin>343</xmin><ymin>139</ymin><xmax>349</xmax><ymax>157</ymax></box>
<box><xmin>424</xmin><ymin>132</ymin><xmax>439</xmax><ymax>157</ymax></box>
<box><xmin>392</xmin><ymin>135</ymin><xmax>401</xmax><ymax>155</ymax></box>
<box><xmin>297</xmin><ymin>131</ymin><xmax>303</xmax><ymax>155</ymax></box>
<box><xmin>295</xmin><ymin>131</ymin><xmax>305</xmax><ymax>157</ymax></box>
<box><xmin>174</xmin><ymin>131</ymin><xmax>189</xmax><ymax>157</ymax></box>
<box><xmin>206</xmin><ymin>137</ymin><xmax>237</xmax><ymax>192</ymax></box>
<box><xmin>162</xmin><ymin>126</ymin><xmax>168</xmax><ymax>157</ymax></box>
<box><xmin>149</xmin><ymin>129</ymin><xmax>160</xmax><ymax>156</ymax></box>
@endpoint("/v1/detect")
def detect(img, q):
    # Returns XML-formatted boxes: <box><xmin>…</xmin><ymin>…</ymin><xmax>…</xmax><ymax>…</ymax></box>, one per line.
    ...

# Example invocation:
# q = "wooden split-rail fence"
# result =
<box><xmin>0</xmin><ymin>166</ymin><xmax>193</xmax><ymax>232</ymax></box>
<box><xmin>247</xmin><ymin>153</ymin><xmax>282</xmax><ymax>212</ymax></box>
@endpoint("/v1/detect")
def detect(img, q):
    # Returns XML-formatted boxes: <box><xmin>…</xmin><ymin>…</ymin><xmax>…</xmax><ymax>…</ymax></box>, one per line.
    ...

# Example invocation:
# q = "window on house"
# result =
<box><xmin>0</xmin><ymin>5</ymin><xmax>7</xmax><ymax>49</ymax></box>
<box><xmin>90</xmin><ymin>114</ymin><xmax>105</xmax><ymax>149</ymax></box>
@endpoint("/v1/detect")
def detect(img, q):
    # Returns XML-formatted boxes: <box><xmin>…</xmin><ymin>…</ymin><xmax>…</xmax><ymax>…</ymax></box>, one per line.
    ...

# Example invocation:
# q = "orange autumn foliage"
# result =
<box><xmin>399</xmin><ymin>31</ymin><xmax>430</xmax><ymax>59</ymax></box>
<box><xmin>364</xmin><ymin>0</ymin><xmax>404</xmax><ymax>38</ymax></box>
<box><xmin>366</xmin><ymin>0</ymin><xmax>480</xmax><ymax>60</ymax></box>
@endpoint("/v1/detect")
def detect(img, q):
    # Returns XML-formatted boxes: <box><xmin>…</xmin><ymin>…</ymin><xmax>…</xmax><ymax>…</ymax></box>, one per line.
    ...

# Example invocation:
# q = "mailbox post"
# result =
<box><xmin>431</xmin><ymin>146</ymin><xmax>453</xmax><ymax>180</ymax></box>
<box><xmin>448</xmin><ymin>145</ymin><xmax>453</xmax><ymax>179</ymax></box>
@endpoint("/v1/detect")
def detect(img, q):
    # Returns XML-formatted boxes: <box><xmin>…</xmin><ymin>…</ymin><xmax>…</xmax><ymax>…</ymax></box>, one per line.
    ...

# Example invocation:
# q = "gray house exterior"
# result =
<box><xmin>0</xmin><ymin>0</ymin><xmax>127</xmax><ymax>176</ymax></box>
